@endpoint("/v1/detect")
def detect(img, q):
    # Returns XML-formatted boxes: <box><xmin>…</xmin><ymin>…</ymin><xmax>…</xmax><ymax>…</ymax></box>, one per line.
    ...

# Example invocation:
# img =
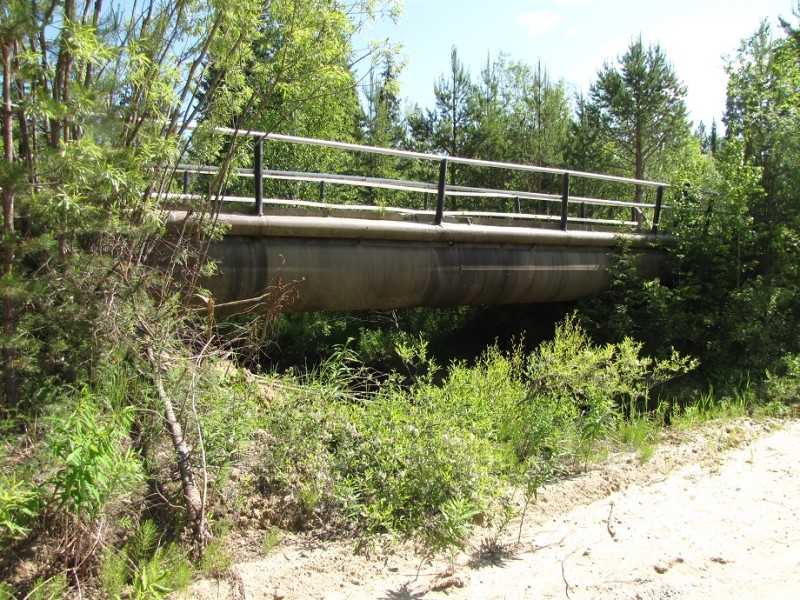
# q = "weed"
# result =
<box><xmin>25</xmin><ymin>575</ymin><xmax>68</xmax><ymax>600</ymax></box>
<box><xmin>252</xmin><ymin>314</ymin><xmax>697</xmax><ymax>563</ymax></box>
<box><xmin>0</xmin><ymin>474</ymin><xmax>39</xmax><ymax>547</ymax></box>
<box><xmin>48</xmin><ymin>392</ymin><xmax>142</xmax><ymax>523</ymax></box>
<box><xmin>299</xmin><ymin>484</ymin><xmax>321</xmax><ymax>518</ymax></box>
<box><xmin>617</xmin><ymin>412</ymin><xmax>661</xmax><ymax>463</ymax></box>
<box><xmin>764</xmin><ymin>353</ymin><xmax>800</xmax><ymax>408</ymax></box>
<box><xmin>638</xmin><ymin>443</ymin><xmax>657</xmax><ymax>463</ymax></box>
<box><xmin>100</xmin><ymin>547</ymin><xmax>128</xmax><ymax>599</ymax></box>
<box><xmin>131</xmin><ymin>556</ymin><xmax>172</xmax><ymax>599</ymax></box>
<box><xmin>262</xmin><ymin>527</ymin><xmax>280</xmax><ymax>554</ymax></box>
<box><xmin>130</xmin><ymin>519</ymin><xmax>160</xmax><ymax>565</ymax></box>
<box><xmin>674</xmin><ymin>387</ymin><xmax>750</xmax><ymax>427</ymax></box>
<box><xmin>514</xmin><ymin>455</ymin><xmax>558</xmax><ymax>543</ymax></box>
<box><xmin>416</xmin><ymin>497</ymin><xmax>478</xmax><ymax>578</ymax></box>
<box><xmin>200</xmin><ymin>539</ymin><xmax>232</xmax><ymax>578</ymax></box>
<box><xmin>99</xmin><ymin>520</ymin><xmax>193</xmax><ymax>600</ymax></box>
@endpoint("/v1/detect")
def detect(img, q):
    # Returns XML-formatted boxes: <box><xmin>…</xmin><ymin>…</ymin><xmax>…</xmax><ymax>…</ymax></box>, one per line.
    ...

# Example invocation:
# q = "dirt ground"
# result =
<box><xmin>186</xmin><ymin>417</ymin><xmax>800</xmax><ymax>599</ymax></box>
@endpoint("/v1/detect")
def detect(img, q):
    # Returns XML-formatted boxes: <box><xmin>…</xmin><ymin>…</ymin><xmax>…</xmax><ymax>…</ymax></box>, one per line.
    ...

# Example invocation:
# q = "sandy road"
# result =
<box><xmin>186</xmin><ymin>419</ymin><xmax>800</xmax><ymax>599</ymax></box>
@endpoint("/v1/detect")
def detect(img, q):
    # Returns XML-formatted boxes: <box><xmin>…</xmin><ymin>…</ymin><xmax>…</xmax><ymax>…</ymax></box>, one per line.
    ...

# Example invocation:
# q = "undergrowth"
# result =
<box><xmin>251</xmin><ymin>314</ymin><xmax>698</xmax><ymax>552</ymax></box>
<box><xmin>5</xmin><ymin>315</ymin><xmax>798</xmax><ymax>598</ymax></box>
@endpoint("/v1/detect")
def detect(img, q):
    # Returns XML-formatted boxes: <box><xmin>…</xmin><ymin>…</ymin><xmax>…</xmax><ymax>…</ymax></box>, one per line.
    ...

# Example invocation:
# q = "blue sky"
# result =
<box><xmin>358</xmin><ymin>0</ymin><xmax>796</xmax><ymax>127</ymax></box>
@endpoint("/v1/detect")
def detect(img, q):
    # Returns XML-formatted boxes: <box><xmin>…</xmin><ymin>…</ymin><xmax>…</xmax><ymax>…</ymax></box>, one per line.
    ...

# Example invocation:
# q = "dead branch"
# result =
<box><xmin>145</xmin><ymin>344</ymin><xmax>212</xmax><ymax>549</ymax></box>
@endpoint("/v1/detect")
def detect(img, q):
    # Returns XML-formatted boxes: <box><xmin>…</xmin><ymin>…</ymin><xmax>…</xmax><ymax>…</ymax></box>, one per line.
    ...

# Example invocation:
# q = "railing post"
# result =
<box><xmin>560</xmin><ymin>172</ymin><xmax>570</xmax><ymax>231</ymax></box>
<box><xmin>319</xmin><ymin>180</ymin><xmax>326</xmax><ymax>201</ymax></box>
<box><xmin>515</xmin><ymin>196</ymin><xmax>521</xmax><ymax>214</ymax></box>
<box><xmin>254</xmin><ymin>136</ymin><xmax>264</xmax><ymax>216</ymax></box>
<box><xmin>434</xmin><ymin>158</ymin><xmax>447</xmax><ymax>226</ymax></box>
<box><xmin>423</xmin><ymin>192</ymin><xmax>429</xmax><ymax>211</ymax></box>
<box><xmin>182</xmin><ymin>170</ymin><xmax>189</xmax><ymax>195</ymax></box>
<box><xmin>652</xmin><ymin>185</ymin><xmax>664</xmax><ymax>234</ymax></box>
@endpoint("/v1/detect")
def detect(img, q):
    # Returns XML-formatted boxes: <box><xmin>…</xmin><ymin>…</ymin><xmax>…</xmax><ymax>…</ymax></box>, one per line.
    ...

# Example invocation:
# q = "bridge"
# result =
<box><xmin>165</xmin><ymin>126</ymin><xmax>671</xmax><ymax>314</ymax></box>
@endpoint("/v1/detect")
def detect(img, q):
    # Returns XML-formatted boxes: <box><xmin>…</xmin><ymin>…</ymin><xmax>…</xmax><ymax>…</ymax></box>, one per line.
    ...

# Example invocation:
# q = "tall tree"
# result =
<box><xmin>361</xmin><ymin>55</ymin><xmax>407</xmax><ymax>203</ymax></box>
<box><xmin>710</xmin><ymin>118</ymin><xmax>719</xmax><ymax>155</ymax></box>
<box><xmin>432</xmin><ymin>46</ymin><xmax>478</xmax><ymax>186</ymax></box>
<box><xmin>505</xmin><ymin>60</ymin><xmax>571</xmax><ymax>193</ymax></box>
<box><xmin>457</xmin><ymin>54</ymin><xmax>572</xmax><ymax>199</ymax></box>
<box><xmin>589</xmin><ymin>38</ymin><xmax>691</xmax><ymax>202</ymax></box>
<box><xmin>193</xmin><ymin>1</ymin><xmax>385</xmax><ymax>205</ymax></box>
<box><xmin>724</xmin><ymin>21</ymin><xmax>800</xmax><ymax>284</ymax></box>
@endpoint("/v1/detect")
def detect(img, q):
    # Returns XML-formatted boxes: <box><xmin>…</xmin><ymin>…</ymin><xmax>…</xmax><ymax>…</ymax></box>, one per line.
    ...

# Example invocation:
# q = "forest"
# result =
<box><xmin>1</xmin><ymin>1</ymin><xmax>800</xmax><ymax>597</ymax></box>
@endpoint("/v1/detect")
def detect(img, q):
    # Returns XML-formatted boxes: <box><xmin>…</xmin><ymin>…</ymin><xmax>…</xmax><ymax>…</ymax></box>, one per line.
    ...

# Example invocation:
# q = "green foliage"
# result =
<box><xmin>432</xmin><ymin>47</ymin><xmax>479</xmax><ymax>185</ymax></box>
<box><xmin>100</xmin><ymin>520</ymin><xmax>193</xmax><ymax>600</ymax></box>
<box><xmin>765</xmin><ymin>353</ymin><xmax>800</xmax><ymax>406</ymax></box>
<box><xmin>48</xmin><ymin>393</ymin><xmax>142</xmax><ymax>522</ymax></box>
<box><xmin>199</xmin><ymin>539</ymin><xmax>233</xmax><ymax>578</ymax></box>
<box><xmin>272</xmin><ymin>306</ymin><xmax>475</xmax><ymax>369</ymax></box>
<box><xmin>262</xmin><ymin>527</ymin><xmax>280</xmax><ymax>554</ymax></box>
<box><xmin>474</xmin><ymin>56</ymin><xmax>572</xmax><ymax>195</ymax></box>
<box><xmin>589</xmin><ymin>37</ymin><xmax>691</xmax><ymax>187</ymax></box>
<box><xmin>254</xmin><ymin>314</ymin><xmax>696</xmax><ymax>549</ymax></box>
<box><xmin>580</xmin><ymin>240</ymin><xmax>677</xmax><ymax>351</ymax></box>
<box><xmin>616</xmin><ymin>406</ymin><xmax>663</xmax><ymax>463</ymax></box>
<box><xmin>0</xmin><ymin>582</ymin><xmax>13</xmax><ymax>600</ymax></box>
<box><xmin>191</xmin><ymin>365</ymin><xmax>259</xmax><ymax>469</ymax></box>
<box><xmin>672</xmin><ymin>387</ymin><xmax>750</xmax><ymax>428</ymax></box>
<box><xmin>584</xmin><ymin>125</ymin><xmax>796</xmax><ymax>383</ymax></box>
<box><xmin>100</xmin><ymin>547</ymin><xmax>129</xmax><ymax>600</ymax></box>
<box><xmin>509</xmin><ymin>314</ymin><xmax>696</xmax><ymax>466</ymax></box>
<box><xmin>0</xmin><ymin>473</ymin><xmax>39</xmax><ymax>547</ymax></box>
<box><xmin>26</xmin><ymin>575</ymin><xmax>68</xmax><ymax>600</ymax></box>
<box><xmin>418</xmin><ymin>496</ymin><xmax>478</xmax><ymax>564</ymax></box>
<box><xmin>334</xmin><ymin>383</ymin><xmax>499</xmax><ymax>535</ymax></box>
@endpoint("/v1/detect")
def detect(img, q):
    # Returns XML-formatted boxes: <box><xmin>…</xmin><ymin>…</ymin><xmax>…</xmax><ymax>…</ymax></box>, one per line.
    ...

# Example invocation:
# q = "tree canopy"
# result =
<box><xmin>589</xmin><ymin>38</ymin><xmax>691</xmax><ymax>201</ymax></box>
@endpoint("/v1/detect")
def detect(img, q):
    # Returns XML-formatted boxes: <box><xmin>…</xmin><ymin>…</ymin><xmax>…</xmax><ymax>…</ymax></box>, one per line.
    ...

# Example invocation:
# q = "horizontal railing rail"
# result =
<box><xmin>164</xmin><ymin>192</ymin><xmax>642</xmax><ymax>229</ymax></box>
<box><xmin>176</xmin><ymin>124</ymin><xmax>670</xmax><ymax>234</ymax></box>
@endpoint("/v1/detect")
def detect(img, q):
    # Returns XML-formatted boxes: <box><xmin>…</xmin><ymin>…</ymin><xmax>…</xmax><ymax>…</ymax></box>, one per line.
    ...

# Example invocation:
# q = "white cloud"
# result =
<box><xmin>565</xmin><ymin>26</ymin><xmax>579</xmax><ymax>38</ymax></box>
<box><xmin>554</xmin><ymin>0</ymin><xmax>592</xmax><ymax>5</ymax></box>
<box><xmin>516</xmin><ymin>11</ymin><xmax>564</xmax><ymax>36</ymax></box>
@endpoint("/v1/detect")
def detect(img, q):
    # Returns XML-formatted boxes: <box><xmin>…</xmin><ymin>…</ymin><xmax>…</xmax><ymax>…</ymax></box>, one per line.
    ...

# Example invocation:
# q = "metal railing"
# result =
<box><xmin>177</xmin><ymin>124</ymin><xmax>669</xmax><ymax>234</ymax></box>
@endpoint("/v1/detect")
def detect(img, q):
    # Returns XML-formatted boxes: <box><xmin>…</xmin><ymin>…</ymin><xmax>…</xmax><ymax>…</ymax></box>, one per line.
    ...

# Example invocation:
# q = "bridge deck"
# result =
<box><xmin>167</xmin><ymin>211</ymin><xmax>667</xmax><ymax>314</ymax></box>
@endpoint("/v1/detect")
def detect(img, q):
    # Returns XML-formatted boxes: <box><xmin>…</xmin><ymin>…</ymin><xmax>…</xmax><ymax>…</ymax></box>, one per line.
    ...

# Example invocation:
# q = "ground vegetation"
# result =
<box><xmin>2</xmin><ymin>2</ymin><xmax>800</xmax><ymax>598</ymax></box>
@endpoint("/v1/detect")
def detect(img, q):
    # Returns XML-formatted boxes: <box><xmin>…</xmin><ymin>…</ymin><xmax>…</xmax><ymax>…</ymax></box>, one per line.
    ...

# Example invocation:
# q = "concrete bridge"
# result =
<box><xmin>166</xmin><ymin>127</ymin><xmax>671</xmax><ymax>314</ymax></box>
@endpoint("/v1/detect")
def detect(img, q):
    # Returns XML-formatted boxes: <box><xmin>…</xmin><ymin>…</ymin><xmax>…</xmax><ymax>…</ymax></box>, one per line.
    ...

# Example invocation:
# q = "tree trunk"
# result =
<box><xmin>2</xmin><ymin>42</ymin><xmax>17</xmax><ymax>410</ymax></box>
<box><xmin>634</xmin><ymin>136</ymin><xmax>645</xmax><ymax>226</ymax></box>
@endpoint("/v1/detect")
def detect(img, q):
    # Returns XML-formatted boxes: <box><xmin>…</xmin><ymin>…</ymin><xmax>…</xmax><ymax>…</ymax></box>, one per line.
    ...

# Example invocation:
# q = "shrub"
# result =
<box><xmin>47</xmin><ymin>392</ymin><xmax>142</xmax><ymax>523</ymax></box>
<box><xmin>253</xmin><ymin>315</ymin><xmax>697</xmax><ymax>547</ymax></box>
<box><xmin>0</xmin><ymin>474</ymin><xmax>40</xmax><ymax>548</ymax></box>
<box><xmin>765</xmin><ymin>353</ymin><xmax>800</xmax><ymax>405</ymax></box>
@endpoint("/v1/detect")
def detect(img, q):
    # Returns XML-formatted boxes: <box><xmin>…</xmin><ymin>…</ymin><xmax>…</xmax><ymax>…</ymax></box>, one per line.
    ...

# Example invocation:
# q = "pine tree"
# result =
<box><xmin>589</xmin><ymin>38</ymin><xmax>691</xmax><ymax>202</ymax></box>
<box><xmin>433</xmin><ymin>47</ymin><xmax>478</xmax><ymax>186</ymax></box>
<box><xmin>710</xmin><ymin>118</ymin><xmax>719</xmax><ymax>155</ymax></box>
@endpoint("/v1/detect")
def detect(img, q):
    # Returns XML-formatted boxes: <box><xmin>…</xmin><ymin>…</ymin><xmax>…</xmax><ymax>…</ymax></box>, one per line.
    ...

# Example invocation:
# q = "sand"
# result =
<box><xmin>185</xmin><ymin>417</ymin><xmax>800</xmax><ymax>599</ymax></box>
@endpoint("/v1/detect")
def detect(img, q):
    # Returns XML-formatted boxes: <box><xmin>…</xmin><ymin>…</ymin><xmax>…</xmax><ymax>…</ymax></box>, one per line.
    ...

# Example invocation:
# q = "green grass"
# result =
<box><xmin>617</xmin><ymin>414</ymin><xmax>660</xmax><ymax>463</ymax></box>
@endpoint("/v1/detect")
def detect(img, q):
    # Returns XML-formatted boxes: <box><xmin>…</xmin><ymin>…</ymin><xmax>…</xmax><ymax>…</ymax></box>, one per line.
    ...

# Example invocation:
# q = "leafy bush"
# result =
<box><xmin>508</xmin><ymin>315</ymin><xmax>696</xmax><ymax>467</ymax></box>
<box><xmin>254</xmin><ymin>314</ymin><xmax>697</xmax><ymax>543</ymax></box>
<box><xmin>765</xmin><ymin>353</ymin><xmax>800</xmax><ymax>405</ymax></box>
<box><xmin>333</xmin><ymin>382</ymin><xmax>500</xmax><ymax>535</ymax></box>
<box><xmin>48</xmin><ymin>393</ymin><xmax>143</xmax><ymax>523</ymax></box>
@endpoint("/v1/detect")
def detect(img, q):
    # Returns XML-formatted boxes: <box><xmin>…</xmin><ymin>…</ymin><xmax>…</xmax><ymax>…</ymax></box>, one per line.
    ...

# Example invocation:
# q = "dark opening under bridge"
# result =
<box><xmin>166</xmin><ymin>126</ymin><xmax>672</xmax><ymax>313</ymax></box>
